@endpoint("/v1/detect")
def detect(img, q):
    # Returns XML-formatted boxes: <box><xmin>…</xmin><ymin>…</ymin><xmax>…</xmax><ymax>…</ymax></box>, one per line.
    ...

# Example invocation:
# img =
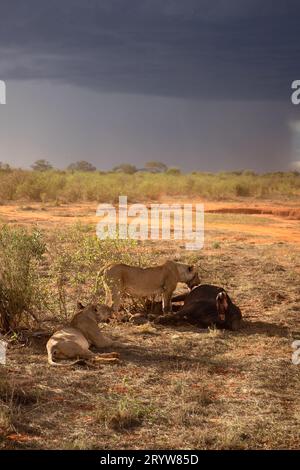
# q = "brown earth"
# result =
<box><xmin>0</xmin><ymin>200</ymin><xmax>299</xmax><ymax>245</ymax></box>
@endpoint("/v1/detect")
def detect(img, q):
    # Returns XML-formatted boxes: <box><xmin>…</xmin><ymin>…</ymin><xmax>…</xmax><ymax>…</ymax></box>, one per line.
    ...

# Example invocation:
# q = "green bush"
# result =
<box><xmin>235</xmin><ymin>182</ymin><xmax>251</xmax><ymax>197</ymax></box>
<box><xmin>45</xmin><ymin>224</ymin><xmax>139</xmax><ymax>320</ymax></box>
<box><xmin>0</xmin><ymin>226</ymin><xmax>46</xmax><ymax>332</ymax></box>
<box><xmin>0</xmin><ymin>221</ymin><xmax>163</xmax><ymax>330</ymax></box>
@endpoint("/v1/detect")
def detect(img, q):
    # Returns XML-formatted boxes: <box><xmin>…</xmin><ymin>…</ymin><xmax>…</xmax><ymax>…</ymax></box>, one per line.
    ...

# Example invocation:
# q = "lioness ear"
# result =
<box><xmin>77</xmin><ymin>301</ymin><xmax>85</xmax><ymax>310</ymax></box>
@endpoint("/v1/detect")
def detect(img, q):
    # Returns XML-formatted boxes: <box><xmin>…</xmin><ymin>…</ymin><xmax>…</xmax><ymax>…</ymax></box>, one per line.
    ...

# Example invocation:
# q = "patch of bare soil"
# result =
<box><xmin>0</xmin><ymin>199</ymin><xmax>300</xmax><ymax>245</ymax></box>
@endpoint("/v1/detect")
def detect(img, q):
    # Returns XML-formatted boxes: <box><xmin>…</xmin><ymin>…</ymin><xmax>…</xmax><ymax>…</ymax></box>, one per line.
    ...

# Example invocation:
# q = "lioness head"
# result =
<box><xmin>175</xmin><ymin>262</ymin><xmax>198</xmax><ymax>284</ymax></box>
<box><xmin>186</xmin><ymin>271</ymin><xmax>200</xmax><ymax>289</ymax></box>
<box><xmin>76</xmin><ymin>302</ymin><xmax>113</xmax><ymax>323</ymax></box>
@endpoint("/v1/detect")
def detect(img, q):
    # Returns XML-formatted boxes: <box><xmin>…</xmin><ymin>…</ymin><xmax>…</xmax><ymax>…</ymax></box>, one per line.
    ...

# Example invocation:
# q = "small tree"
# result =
<box><xmin>242</xmin><ymin>170</ymin><xmax>257</xmax><ymax>177</ymax></box>
<box><xmin>113</xmin><ymin>164</ymin><xmax>137</xmax><ymax>174</ymax></box>
<box><xmin>31</xmin><ymin>159</ymin><xmax>53</xmax><ymax>172</ymax></box>
<box><xmin>67</xmin><ymin>161</ymin><xmax>97</xmax><ymax>172</ymax></box>
<box><xmin>0</xmin><ymin>162</ymin><xmax>11</xmax><ymax>171</ymax></box>
<box><xmin>145</xmin><ymin>161</ymin><xmax>168</xmax><ymax>173</ymax></box>
<box><xmin>166</xmin><ymin>167</ymin><xmax>181</xmax><ymax>175</ymax></box>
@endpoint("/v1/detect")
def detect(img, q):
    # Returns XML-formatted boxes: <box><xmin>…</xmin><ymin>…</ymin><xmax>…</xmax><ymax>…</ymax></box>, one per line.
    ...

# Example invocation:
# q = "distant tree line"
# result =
<box><xmin>0</xmin><ymin>159</ymin><xmax>182</xmax><ymax>174</ymax></box>
<box><xmin>1</xmin><ymin>159</ymin><xmax>300</xmax><ymax>177</ymax></box>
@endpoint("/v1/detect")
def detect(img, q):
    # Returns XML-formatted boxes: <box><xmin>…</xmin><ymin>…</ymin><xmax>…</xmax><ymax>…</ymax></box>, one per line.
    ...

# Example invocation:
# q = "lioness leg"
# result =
<box><xmin>104</xmin><ymin>278</ymin><xmax>122</xmax><ymax>311</ymax></box>
<box><xmin>92</xmin><ymin>352</ymin><xmax>119</xmax><ymax>363</ymax></box>
<box><xmin>104</xmin><ymin>281</ymin><xmax>113</xmax><ymax>306</ymax></box>
<box><xmin>88</xmin><ymin>328</ymin><xmax>113</xmax><ymax>349</ymax></box>
<box><xmin>109</xmin><ymin>285</ymin><xmax>122</xmax><ymax>313</ymax></box>
<box><xmin>92</xmin><ymin>355</ymin><xmax>119</xmax><ymax>363</ymax></box>
<box><xmin>96</xmin><ymin>352</ymin><xmax>119</xmax><ymax>358</ymax></box>
<box><xmin>55</xmin><ymin>343</ymin><xmax>96</xmax><ymax>360</ymax></box>
<box><xmin>162</xmin><ymin>288</ymin><xmax>174</xmax><ymax>313</ymax></box>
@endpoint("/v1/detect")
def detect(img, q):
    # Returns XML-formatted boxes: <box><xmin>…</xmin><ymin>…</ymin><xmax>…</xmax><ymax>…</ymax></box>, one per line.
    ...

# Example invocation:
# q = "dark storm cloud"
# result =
<box><xmin>1</xmin><ymin>0</ymin><xmax>300</xmax><ymax>99</ymax></box>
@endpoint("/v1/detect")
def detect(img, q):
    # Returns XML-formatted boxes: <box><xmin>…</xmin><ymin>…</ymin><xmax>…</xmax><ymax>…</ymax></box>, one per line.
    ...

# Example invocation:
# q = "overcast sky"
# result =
<box><xmin>0</xmin><ymin>0</ymin><xmax>300</xmax><ymax>171</ymax></box>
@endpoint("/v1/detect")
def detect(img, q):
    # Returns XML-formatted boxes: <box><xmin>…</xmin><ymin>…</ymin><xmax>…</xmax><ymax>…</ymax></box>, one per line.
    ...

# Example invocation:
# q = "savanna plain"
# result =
<box><xmin>0</xmin><ymin>170</ymin><xmax>300</xmax><ymax>449</ymax></box>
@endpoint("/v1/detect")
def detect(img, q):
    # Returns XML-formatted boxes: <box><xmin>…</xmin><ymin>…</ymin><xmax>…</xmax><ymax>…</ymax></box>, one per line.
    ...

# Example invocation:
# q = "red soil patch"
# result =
<box><xmin>0</xmin><ymin>200</ymin><xmax>299</xmax><ymax>245</ymax></box>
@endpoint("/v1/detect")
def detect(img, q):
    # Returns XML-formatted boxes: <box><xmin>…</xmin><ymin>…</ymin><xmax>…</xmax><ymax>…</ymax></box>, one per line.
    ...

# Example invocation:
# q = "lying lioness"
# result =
<box><xmin>46</xmin><ymin>303</ymin><xmax>119</xmax><ymax>366</ymax></box>
<box><xmin>104</xmin><ymin>260</ymin><xmax>199</xmax><ymax>313</ymax></box>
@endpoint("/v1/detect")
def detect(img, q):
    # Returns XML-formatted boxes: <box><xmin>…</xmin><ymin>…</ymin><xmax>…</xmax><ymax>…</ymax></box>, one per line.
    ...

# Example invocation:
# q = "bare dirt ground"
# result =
<box><xmin>1</xmin><ymin>199</ymin><xmax>300</xmax><ymax>449</ymax></box>
<box><xmin>1</xmin><ymin>199</ymin><xmax>300</xmax><ymax>244</ymax></box>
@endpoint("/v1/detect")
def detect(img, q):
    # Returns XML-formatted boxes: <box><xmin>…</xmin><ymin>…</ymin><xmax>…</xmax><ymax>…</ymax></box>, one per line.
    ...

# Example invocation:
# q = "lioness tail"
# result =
<box><xmin>47</xmin><ymin>344</ymin><xmax>81</xmax><ymax>367</ymax></box>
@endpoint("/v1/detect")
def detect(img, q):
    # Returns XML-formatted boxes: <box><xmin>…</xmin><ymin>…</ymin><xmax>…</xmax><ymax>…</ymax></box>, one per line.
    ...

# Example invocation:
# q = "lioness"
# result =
<box><xmin>103</xmin><ymin>260</ymin><xmax>199</xmax><ymax>313</ymax></box>
<box><xmin>46</xmin><ymin>303</ymin><xmax>118</xmax><ymax>366</ymax></box>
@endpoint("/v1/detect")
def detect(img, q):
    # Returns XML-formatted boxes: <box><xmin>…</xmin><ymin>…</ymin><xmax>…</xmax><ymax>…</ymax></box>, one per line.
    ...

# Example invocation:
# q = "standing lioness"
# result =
<box><xmin>104</xmin><ymin>260</ymin><xmax>199</xmax><ymax>313</ymax></box>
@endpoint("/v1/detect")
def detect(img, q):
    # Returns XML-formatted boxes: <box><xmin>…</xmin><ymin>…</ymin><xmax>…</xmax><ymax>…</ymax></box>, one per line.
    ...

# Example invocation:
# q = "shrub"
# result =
<box><xmin>166</xmin><ymin>167</ymin><xmax>181</xmax><ymax>175</ymax></box>
<box><xmin>46</xmin><ymin>225</ymin><xmax>138</xmax><ymax>320</ymax></box>
<box><xmin>235</xmin><ymin>183</ymin><xmax>251</xmax><ymax>197</ymax></box>
<box><xmin>0</xmin><ymin>226</ymin><xmax>46</xmax><ymax>332</ymax></box>
<box><xmin>0</xmin><ymin>221</ymin><xmax>160</xmax><ymax>328</ymax></box>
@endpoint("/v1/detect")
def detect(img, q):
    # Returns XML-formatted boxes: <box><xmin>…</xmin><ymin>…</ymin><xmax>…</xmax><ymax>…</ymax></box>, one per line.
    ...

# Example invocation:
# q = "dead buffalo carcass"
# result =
<box><xmin>155</xmin><ymin>284</ymin><xmax>242</xmax><ymax>331</ymax></box>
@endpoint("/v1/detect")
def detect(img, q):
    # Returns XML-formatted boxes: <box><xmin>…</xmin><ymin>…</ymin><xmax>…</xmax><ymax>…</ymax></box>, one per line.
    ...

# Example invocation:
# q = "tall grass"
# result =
<box><xmin>0</xmin><ymin>169</ymin><xmax>299</xmax><ymax>202</ymax></box>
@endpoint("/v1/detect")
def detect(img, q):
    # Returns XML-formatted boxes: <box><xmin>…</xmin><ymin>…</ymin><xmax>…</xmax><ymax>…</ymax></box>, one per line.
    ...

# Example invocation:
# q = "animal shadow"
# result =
<box><xmin>240</xmin><ymin>319</ymin><xmax>289</xmax><ymax>338</ymax></box>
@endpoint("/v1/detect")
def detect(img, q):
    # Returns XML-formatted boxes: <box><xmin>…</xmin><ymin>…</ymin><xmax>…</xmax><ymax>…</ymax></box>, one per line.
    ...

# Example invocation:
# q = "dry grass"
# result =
<box><xmin>0</xmin><ymin>169</ymin><xmax>300</xmax><ymax>203</ymax></box>
<box><xmin>0</xmin><ymin>202</ymin><xmax>300</xmax><ymax>450</ymax></box>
